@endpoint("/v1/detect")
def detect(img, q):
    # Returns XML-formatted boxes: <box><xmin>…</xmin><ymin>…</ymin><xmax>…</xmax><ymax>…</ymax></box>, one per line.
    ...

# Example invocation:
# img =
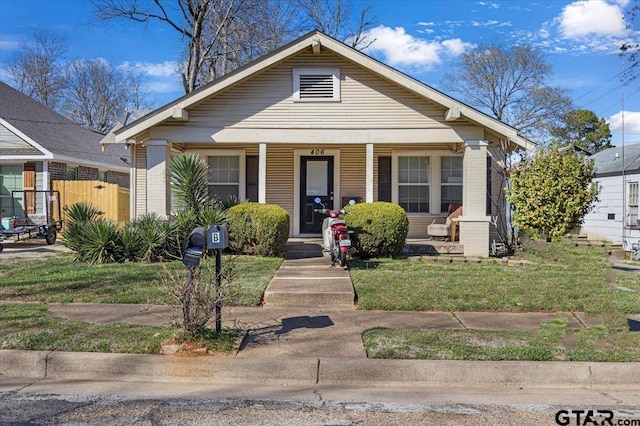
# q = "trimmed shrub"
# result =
<box><xmin>227</xmin><ymin>203</ymin><xmax>289</xmax><ymax>257</ymax></box>
<box><xmin>345</xmin><ymin>202</ymin><xmax>409</xmax><ymax>258</ymax></box>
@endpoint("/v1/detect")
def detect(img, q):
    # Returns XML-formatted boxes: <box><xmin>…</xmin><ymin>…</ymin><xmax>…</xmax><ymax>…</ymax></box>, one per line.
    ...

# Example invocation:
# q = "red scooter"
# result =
<box><xmin>314</xmin><ymin>197</ymin><xmax>355</xmax><ymax>267</ymax></box>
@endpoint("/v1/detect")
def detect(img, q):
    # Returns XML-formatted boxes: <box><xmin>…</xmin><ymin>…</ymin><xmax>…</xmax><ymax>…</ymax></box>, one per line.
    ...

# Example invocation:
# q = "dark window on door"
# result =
<box><xmin>246</xmin><ymin>155</ymin><xmax>258</xmax><ymax>202</ymax></box>
<box><xmin>378</xmin><ymin>156</ymin><xmax>391</xmax><ymax>202</ymax></box>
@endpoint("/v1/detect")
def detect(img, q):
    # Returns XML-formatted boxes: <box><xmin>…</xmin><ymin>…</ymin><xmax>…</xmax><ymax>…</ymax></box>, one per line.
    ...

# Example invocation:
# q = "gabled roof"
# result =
<box><xmin>113</xmin><ymin>30</ymin><xmax>533</xmax><ymax>150</ymax></box>
<box><xmin>591</xmin><ymin>143</ymin><xmax>640</xmax><ymax>176</ymax></box>
<box><xmin>0</xmin><ymin>81</ymin><xmax>129</xmax><ymax>171</ymax></box>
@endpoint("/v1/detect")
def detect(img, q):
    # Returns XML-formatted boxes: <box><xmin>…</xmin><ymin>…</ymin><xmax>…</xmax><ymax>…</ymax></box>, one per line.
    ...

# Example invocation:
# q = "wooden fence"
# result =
<box><xmin>52</xmin><ymin>180</ymin><xmax>130</xmax><ymax>224</ymax></box>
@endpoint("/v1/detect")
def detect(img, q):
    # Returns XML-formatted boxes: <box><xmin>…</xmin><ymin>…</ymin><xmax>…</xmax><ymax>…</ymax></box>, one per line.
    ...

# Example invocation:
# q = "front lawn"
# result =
<box><xmin>349</xmin><ymin>239</ymin><xmax>640</xmax><ymax>315</ymax></box>
<box><xmin>353</xmin><ymin>238</ymin><xmax>640</xmax><ymax>361</ymax></box>
<box><xmin>0</xmin><ymin>254</ymin><xmax>281</xmax><ymax>354</ymax></box>
<box><xmin>0</xmin><ymin>254</ymin><xmax>282</xmax><ymax>305</ymax></box>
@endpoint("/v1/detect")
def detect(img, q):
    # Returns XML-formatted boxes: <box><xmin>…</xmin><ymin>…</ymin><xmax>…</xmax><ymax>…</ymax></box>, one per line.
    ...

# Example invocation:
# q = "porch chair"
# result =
<box><xmin>427</xmin><ymin>203</ymin><xmax>462</xmax><ymax>241</ymax></box>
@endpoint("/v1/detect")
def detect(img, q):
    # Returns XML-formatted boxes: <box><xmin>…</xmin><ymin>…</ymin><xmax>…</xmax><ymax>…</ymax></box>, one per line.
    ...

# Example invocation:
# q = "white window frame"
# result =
<box><xmin>392</xmin><ymin>151</ymin><xmax>464</xmax><ymax>216</ymax></box>
<box><xmin>440</xmin><ymin>156</ymin><xmax>464</xmax><ymax>214</ymax></box>
<box><xmin>188</xmin><ymin>150</ymin><xmax>246</xmax><ymax>201</ymax></box>
<box><xmin>293</xmin><ymin>67</ymin><xmax>341</xmax><ymax>102</ymax></box>
<box><xmin>628</xmin><ymin>181</ymin><xmax>639</xmax><ymax>228</ymax></box>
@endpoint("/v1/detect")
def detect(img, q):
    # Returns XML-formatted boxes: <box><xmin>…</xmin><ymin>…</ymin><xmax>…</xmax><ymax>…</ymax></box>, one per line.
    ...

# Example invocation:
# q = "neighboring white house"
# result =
<box><xmin>105</xmin><ymin>31</ymin><xmax>534</xmax><ymax>257</ymax></box>
<box><xmin>581</xmin><ymin>143</ymin><xmax>640</xmax><ymax>251</ymax></box>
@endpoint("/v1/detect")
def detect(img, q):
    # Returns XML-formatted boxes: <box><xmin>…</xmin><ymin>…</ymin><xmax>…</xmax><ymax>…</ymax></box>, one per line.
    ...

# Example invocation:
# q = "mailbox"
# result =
<box><xmin>183</xmin><ymin>226</ymin><xmax>206</xmax><ymax>268</ymax></box>
<box><xmin>207</xmin><ymin>225</ymin><xmax>229</xmax><ymax>250</ymax></box>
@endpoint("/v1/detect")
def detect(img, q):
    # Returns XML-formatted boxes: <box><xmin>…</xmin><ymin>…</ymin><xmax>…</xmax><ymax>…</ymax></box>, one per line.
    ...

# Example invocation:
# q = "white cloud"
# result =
<box><xmin>364</xmin><ymin>26</ymin><xmax>474</xmax><ymax>71</ymax></box>
<box><xmin>558</xmin><ymin>0</ymin><xmax>627</xmax><ymax>38</ymax></box>
<box><xmin>118</xmin><ymin>61</ymin><xmax>179</xmax><ymax>78</ymax></box>
<box><xmin>478</xmin><ymin>1</ymin><xmax>500</xmax><ymax>9</ymax></box>
<box><xmin>609</xmin><ymin>111</ymin><xmax>640</xmax><ymax>133</ymax></box>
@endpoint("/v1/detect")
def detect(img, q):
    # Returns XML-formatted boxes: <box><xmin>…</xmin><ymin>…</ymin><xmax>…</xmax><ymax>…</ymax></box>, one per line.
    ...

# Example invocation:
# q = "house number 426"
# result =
<box><xmin>310</xmin><ymin>149</ymin><xmax>325</xmax><ymax>155</ymax></box>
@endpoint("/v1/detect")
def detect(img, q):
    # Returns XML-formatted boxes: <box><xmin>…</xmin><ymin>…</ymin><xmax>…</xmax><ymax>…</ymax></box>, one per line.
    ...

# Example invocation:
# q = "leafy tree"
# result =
<box><xmin>551</xmin><ymin>109</ymin><xmax>612</xmax><ymax>154</ymax></box>
<box><xmin>442</xmin><ymin>43</ymin><xmax>572</xmax><ymax>142</ymax></box>
<box><xmin>6</xmin><ymin>29</ymin><xmax>68</xmax><ymax>110</ymax></box>
<box><xmin>507</xmin><ymin>148</ymin><xmax>599</xmax><ymax>242</ymax></box>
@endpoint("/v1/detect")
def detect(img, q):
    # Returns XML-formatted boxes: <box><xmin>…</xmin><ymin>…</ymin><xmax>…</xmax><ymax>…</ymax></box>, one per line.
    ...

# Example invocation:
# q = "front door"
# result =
<box><xmin>300</xmin><ymin>156</ymin><xmax>334</xmax><ymax>234</ymax></box>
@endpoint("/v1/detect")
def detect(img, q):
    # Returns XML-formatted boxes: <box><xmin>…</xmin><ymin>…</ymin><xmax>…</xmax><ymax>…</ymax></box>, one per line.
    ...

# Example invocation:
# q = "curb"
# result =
<box><xmin>2</xmin><ymin>350</ymin><xmax>639</xmax><ymax>388</ymax></box>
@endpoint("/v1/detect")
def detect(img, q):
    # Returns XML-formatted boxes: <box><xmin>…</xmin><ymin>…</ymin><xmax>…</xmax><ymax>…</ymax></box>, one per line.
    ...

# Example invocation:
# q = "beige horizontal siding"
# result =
<box><xmin>266</xmin><ymin>146</ymin><xmax>295</xmax><ymax>234</ymax></box>
<box><xmin>340</xmin><ymin>145</ymin><xmax>366</xmax><ymax>202</ymax></box>
<box><xmin>185</xmin><ymin>48</ymin><xmax>451</xmax><ymax>131</ymax></box>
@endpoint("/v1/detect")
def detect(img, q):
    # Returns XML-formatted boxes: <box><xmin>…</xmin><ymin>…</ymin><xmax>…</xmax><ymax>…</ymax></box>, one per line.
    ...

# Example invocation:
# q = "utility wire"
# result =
<box><xmin>572</xmin><ymin>61</ymin><xmax>638</xmax><ymax>104</ymax></box>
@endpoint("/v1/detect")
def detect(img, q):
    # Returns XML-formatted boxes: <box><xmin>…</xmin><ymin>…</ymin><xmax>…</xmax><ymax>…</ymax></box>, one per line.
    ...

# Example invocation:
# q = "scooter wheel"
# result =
<box><xmin>45</xmin><ymin>228</ymin><xmax>57</xmax><ymax>245</ymax></box>
<box><xmin>338</xmin><ymin>251</ymin><xmax>347</xmax><ymax>267</ymax></box>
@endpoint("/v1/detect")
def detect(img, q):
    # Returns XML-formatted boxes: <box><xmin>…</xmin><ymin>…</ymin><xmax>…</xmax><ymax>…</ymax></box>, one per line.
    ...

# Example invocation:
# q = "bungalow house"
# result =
<box><xmin>581</xmin><ymin>143</ymin><xmax>640</xmax><ymax>251</ymax></box>
<box><xmin>0</xmin><ymin>81</ymin><xmax>130</xmax><ymax>223</ymax></box>
<box><xmin>106</xmin><ymin>31</ymin><xmax>533</xmax><ymax>257</ymax></box>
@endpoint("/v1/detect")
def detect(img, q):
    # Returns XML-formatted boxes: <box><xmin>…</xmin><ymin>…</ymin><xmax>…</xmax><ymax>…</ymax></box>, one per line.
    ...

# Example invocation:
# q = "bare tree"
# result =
<box><xmin>92</xmin><ymin>0</ymin><xmax>298</xmax><ymax>93</ymax></box>
<box><xmin>63</xmin><ymin>59</ymin><xmax>147</xmax><ymax>134</ymax></box>
<box><xmin>297</xmin><ymin>0</ymin><xmax>377</xmax><ymax>49</ymax></box>
<box><xmin>442</xmin><ymin>43</ymin><xmax>572</xmax><ymax>142</ymax></box>
<box><xmin>6</xmin><ymin>29</ymin><xmax>68</xmax><ymax>110</ymax></box>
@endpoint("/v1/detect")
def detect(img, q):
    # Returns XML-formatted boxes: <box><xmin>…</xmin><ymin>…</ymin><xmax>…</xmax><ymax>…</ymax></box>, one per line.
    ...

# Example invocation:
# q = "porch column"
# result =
<box><xmin>145</xmin><ymin>139</ymin><xmax>170</xmax><ymax>217</ymax></box>
<box><xmin>460</xmin><ymin>140</ymin><xmax>490</xmax><ymax>257</ymax></box>
<box><xmin>259</xmin><ymin>143</ymin><xmax>267</xmax><ymax>203</ymax></box>
<box><xmin>366</xmin><ymin>143</ymin><xmax>374</xmax><ymax>202</ymax></box>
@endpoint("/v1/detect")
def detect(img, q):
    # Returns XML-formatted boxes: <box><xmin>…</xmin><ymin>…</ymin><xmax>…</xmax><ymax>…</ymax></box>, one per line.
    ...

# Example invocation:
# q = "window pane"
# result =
<box><xmin>208</xmin><ymin>156</ymin><xmax>240</xmax><ymax>184</ymax></box>
<box><xmin>399</xmin><ymin>185</ymin><xmax>429</xmax><ymax>213</ymax></box>
<box><xmin>441</xmin><ymin>186</ymin><xmax>463</xmax><ymax>213</ymax></box>
<box><xmin>399</xmin><ymin>156</ymin><xmax>429</xmax><ymax>184</ymax></box>
<box><xmin>0</xmin><ymin>165</ymin><xmax>23</xmax><ymax>214</ymax></box>
<box><xmin>208</xmin><ymin>184</ymin><xmax>239</xmax><ymax>202</ymax></box>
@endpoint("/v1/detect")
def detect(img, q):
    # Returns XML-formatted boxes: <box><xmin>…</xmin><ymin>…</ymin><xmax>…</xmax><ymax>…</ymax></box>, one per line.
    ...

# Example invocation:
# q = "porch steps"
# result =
<box><xmin>263</xmin><ymin>240</ymin><xmax>355</xmax><ymax>307</ymax></box>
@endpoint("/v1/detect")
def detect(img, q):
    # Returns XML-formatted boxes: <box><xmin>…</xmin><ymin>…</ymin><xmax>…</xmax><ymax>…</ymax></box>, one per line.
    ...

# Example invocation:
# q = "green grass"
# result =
<box><xmin>0</xmin><ymin>254</ymin><xmax>282</xmax><ymax>305</ymax></box>
<box><xmin>364</xmin><ymin>315</ymin><xmax>640</xmax><ymax>362</ymax></box>
<box><xmin>0</xmin><ymin>303</ymin><xmax>177</xmax><ymax>354</ymax></box>
<box><xmin>349</xmin><ymin>239</ymin><xmax>640</xmax><ymax>315</ymax></box>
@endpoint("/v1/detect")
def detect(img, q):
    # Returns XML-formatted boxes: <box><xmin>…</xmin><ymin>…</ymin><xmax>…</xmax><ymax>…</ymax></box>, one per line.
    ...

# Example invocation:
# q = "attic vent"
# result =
<box><xmin>293</xmin><ymin>68</ymin><xmax>340</xmax><ymax>102</ymax></box>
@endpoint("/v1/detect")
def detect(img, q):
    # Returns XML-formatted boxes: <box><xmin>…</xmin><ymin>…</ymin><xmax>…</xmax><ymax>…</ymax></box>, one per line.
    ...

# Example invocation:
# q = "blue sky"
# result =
<box><xmin>1</xmin><ymin>0</ymin><xmax>639</xmax><ymax>146</ymax></box>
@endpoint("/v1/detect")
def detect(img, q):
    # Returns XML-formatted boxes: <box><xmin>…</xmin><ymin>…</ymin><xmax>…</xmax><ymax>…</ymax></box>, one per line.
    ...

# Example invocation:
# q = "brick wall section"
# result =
<box><xmin>48</xmin><ymin>161</ymin><xmax>129</xmax><ymax>189</ymax></box>
<box><xmin>49</xmin><ymin>162</ymin><xmax>66</xmax><ymax>181</ymax></box>
<box><xmin>107</xmin><ymin>171</ymin><xmax>130</xmax><ymax>189</ymax></box>
<box><xmin>77</xmin><ymin>166</ymin><xmax>98</xmax><ymax>181</ymax></box>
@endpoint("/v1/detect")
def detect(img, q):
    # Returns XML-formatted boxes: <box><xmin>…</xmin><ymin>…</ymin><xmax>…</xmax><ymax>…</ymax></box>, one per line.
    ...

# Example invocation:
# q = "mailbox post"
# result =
<box><xmin>207</xmin><ymin>225</ymin><xmax>228</xmax><ymax>332</ymax></box>
<box><xmin>181</xmin><ymin>225</ymin><xmax>229</xmax><ymax>333</ymax></box>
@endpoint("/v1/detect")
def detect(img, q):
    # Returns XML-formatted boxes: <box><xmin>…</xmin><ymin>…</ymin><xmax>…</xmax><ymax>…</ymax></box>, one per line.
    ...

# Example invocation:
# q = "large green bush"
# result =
<box><xmin>345</xmin><ymin>202</ymin><xmax>409</xmax><ymax>258</ymax></box>
<box><xmin>227</xmin><ymin>203</ymin><xmax>289</xmax><ymax>257</ymax></box>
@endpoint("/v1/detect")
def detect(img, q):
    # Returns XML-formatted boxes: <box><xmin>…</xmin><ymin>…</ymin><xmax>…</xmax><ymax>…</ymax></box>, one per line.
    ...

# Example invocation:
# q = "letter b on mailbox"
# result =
<box><xmin>207</xmin><ymin>225</ymin><xmax>228</xmax><ymax>250</ymax></box>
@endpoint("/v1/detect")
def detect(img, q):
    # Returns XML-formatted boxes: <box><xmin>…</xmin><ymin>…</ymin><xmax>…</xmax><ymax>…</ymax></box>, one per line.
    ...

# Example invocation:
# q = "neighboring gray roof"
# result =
<box><xmin>591</xmin><ymin>143</ymin><xmax>640</xmax><ymax>176</ymax></box>
<box><xmin>0</xmin><ymin>81</ymin><xmax>129</xmax><ymax>171</ymax></box>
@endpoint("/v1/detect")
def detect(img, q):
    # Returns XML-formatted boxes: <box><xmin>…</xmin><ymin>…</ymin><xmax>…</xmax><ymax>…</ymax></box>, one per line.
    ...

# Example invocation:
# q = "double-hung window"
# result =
<box><xmin>208</xmin><ymin>156</ymin><xmax>240</xmax><ymax>202</ymax></box>
<box><xmin>440</xmin><ymin>156</ymin><xmax>463</xmax><ymax>213</ymax></box>
<box><xmin>398</xmin><ymin>156</ymin><xmax>430</xmax><ymax>213</ymax></box>
<box><xmin>629</xmin><ymin>182</ymin><xmax>639</xmax><ymax>227</ymax></box>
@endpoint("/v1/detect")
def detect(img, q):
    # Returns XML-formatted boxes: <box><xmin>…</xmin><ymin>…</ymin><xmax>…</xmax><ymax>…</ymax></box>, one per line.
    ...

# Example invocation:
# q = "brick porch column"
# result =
<box><xmin>460</xmin><ymin>140</ymin><xmax>490</xmax><ymax>257</ymax></box>
<box><xmin>145</xmin><ymin>139</ymin><xmax>170</xmax><ymax>217</ymax></box>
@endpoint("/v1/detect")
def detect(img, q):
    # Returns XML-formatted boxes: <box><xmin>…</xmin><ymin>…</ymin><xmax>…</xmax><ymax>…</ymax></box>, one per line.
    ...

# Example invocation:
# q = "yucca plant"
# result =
<box><xmin>63</xmin><ymin>202</ymin><xmax>102</xmax><ymax>225</ymax></box>
<box><xmin>73</xmin><ymin>220</ymin><xmax>120</xmax><ymax>264</ymax></box>
<box><xmin>169</xmin><ymin>153</ymin><xmax>210</xmax><ymax>215</ymax></box>
<box><xmin>130</xmin><ymin>213</ymin><xmax>168</xmax><ymax>262</ymax></box>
